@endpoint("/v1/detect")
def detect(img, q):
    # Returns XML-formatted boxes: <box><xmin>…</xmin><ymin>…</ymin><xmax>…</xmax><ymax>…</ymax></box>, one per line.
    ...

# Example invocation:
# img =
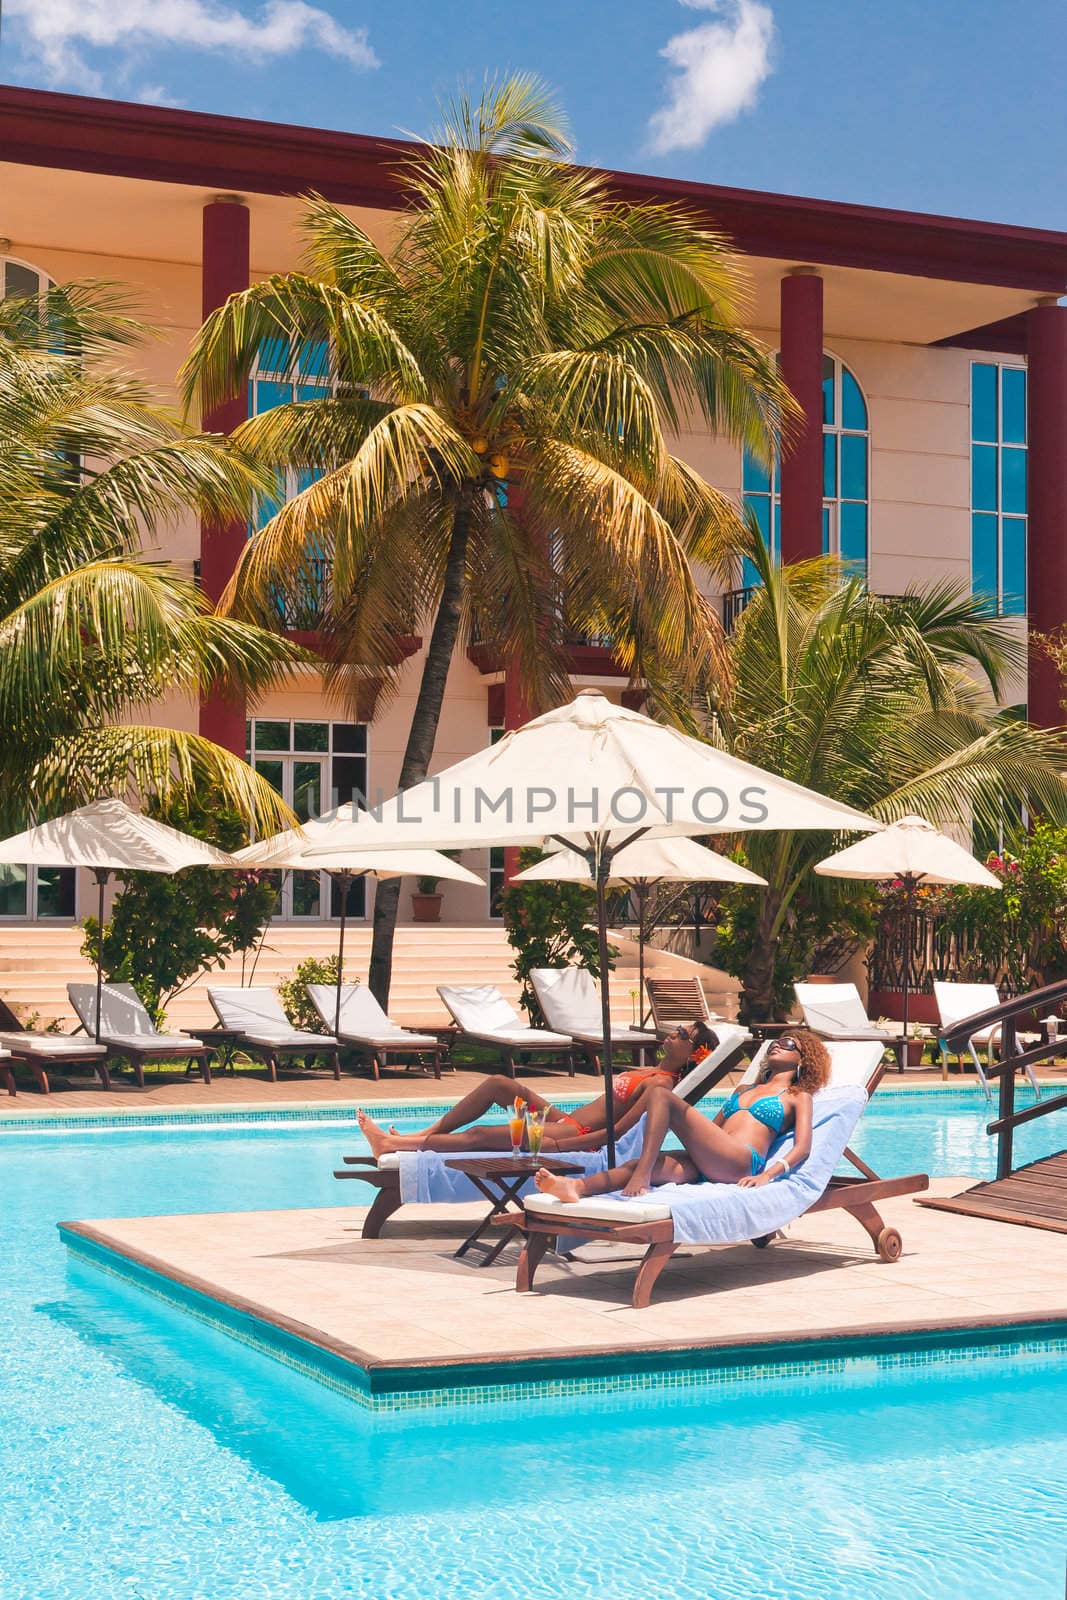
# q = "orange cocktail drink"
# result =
<box><xmin>508</xmin><ymin>1098</ymin><xmax>527</xmax><ymax>1156</ymax></box>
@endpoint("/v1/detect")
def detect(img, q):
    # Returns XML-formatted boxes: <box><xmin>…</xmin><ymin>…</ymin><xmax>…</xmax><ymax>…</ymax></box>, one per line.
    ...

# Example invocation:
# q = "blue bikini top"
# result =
<box><xmin>721</xmin><ymin>1086</ymin><xmax>787</xmax><ymax>1134</ymax></box>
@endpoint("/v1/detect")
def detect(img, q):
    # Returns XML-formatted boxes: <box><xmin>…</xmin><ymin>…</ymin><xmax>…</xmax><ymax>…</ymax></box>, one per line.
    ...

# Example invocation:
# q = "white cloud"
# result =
<box><xmin>6</xmin><ymin>0</ymin><xmax>379</xmax><ymax>94</ymax></box>
<box><xmin>648</xmin><ymin>0</ymin><xmax>775</xmax><ymax>154</ymax></box>
<box><xmin>136</xmin><ymin>83</ymin><xmax>186</xmax><ymax>108</ymax></box>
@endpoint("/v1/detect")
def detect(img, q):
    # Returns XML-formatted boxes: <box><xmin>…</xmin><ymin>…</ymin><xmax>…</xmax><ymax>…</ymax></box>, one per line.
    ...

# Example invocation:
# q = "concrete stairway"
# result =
<box><xmin>0</xmin><ymin>924</ymin><xmax>694</xmax><ymax>1033</ymax></box>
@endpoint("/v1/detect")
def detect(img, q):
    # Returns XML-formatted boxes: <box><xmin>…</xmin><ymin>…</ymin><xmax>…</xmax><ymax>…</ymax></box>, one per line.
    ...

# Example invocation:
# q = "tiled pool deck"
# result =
<box><xmin>61</xmin><ymin>1183</ymin><xmax>1067</xmax><ymax>1409</ymax></box>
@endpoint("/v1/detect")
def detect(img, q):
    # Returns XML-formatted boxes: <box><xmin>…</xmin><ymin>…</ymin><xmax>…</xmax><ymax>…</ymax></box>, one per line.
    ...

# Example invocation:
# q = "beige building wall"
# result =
<box><xmin>3</xmin><ymin>196</ymin><xmax>1031</xmax><ymax>926</ymax></box>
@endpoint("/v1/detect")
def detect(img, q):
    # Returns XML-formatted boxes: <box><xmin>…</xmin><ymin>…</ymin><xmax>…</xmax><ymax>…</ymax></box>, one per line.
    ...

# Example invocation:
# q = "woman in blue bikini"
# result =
<box><xmin>534</xmin><ymin>1030</ymin><xmax>830</xmax><ymax>1202</ymax></box>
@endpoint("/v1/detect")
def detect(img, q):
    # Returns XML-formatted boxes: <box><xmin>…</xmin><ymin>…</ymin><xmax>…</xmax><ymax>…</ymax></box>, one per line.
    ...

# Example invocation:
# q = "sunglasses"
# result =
<box><xmin>775</xmin><ymin>1035</ymin><xmax>802</xmax><ymax>1053</ymax></box>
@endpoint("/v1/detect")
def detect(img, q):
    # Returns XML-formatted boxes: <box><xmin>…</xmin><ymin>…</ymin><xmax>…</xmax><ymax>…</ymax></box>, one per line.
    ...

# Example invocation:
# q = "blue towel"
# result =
<box><xmin>612</xmin><ymin>1086</ymin><xmax>867</xmax><ymax>1245</ymax></box>
<box><xmin>398</xmin><ymin>1122</ymin><xmax>646</xmax><ymax>1206</ymax></box>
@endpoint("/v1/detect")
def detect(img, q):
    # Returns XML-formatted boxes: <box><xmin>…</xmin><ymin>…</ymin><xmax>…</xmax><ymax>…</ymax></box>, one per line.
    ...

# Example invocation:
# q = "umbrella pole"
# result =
<box><xmin>93</xmin><ymin>868</ymin><xmax>109</xmax><ymax>1044</ymax></box>
<box><xmin>634</xmin><ymin>880</ymin><xmax>648</xmax><ymax>1027</ymax></box>
<box><xmin>334</xmin><ymin>872</ymin><xmax>352</xmax><ymax>1036</ymax></box>
<box><xmin>595</xmin><ymin>846</ymin><xmax>617</xmax><ymax>1169</ymax></box>
<box><xmin>900</xmin><ymin>874</ymin><xmax>915</xmax><ymax>1071</ymax></box>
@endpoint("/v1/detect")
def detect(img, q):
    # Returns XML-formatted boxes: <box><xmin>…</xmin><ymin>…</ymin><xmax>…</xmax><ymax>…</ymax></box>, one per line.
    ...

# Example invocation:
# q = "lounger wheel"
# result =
<box><xmin>876</xmin><ymin>1226</ymin><xmax>902</xmax><ymax>1262</ymax></box>
<box><xmin>751</xmin><ymin>1234</ymin><xmax>773</xmax><ymax>1249</ymax></box>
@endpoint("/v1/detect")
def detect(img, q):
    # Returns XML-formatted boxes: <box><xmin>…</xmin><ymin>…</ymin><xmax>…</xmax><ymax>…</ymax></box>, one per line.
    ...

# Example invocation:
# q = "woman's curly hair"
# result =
<box><xmin>790</xmin><ymin>1028</ymin><xmax>831</xmax><ymax>1095</ymax></box>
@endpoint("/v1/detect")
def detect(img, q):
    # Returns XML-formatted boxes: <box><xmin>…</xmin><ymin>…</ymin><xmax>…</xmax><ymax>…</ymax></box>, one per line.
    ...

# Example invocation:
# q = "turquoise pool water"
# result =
<box><xmin>1</xmin><ymin>1091</ymin><xmax>1064</xmax><ymax>1599</ymax></box>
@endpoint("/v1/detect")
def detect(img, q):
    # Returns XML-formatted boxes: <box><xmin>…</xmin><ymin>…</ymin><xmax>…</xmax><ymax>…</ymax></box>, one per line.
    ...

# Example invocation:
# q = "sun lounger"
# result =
<box><xmin>67</xmin><ymin>983</ymin><xmax>213</xmax><ymax>1088</ymax></box>
<box><xmin>645</xmin><ymin>974</ymin><xmax>722</xmax><ymax>1035</ymax></box>
<box><xmin>510</xmin><ymin>1040</ymin><xmax>929</xmax><ymax>1306</ymax></box>
<box><xmin>0</xmin><ymin>995</ymin><xmax>111</xmax><ymax>1092</ymax></box>
<box><xmin>530</xmin><ymin>966</ymin><xmax>658</xmax><ymax>1068</ymax></box>
<box><xmin>206</xmin><ymin>987</ymin><xmax>341</xmax><ymax>1082</ymax></box>
<box><xmin>307</xmin><ymin>983</ymin><xmax>443</xmax><ymax>1080</ymax></box>
<box><xmin>794</xmin><ymin>980</ymin><xmax>908</xmax><ymax>1070</ymax></box>
<box><xmin>933</xmin><ymin>981</ymin><xmax>1041</xmax><ymax>1100</ymax></box>
<box><xmin>0</xmin><ymin>1048</ymin><xmax>12</xmax><ymax>1097</ymax></box>
<box><xmin>333</xmin><ymin>1022</ymin><xmax>753</xmax><ymax>1238</ymax></box>
<box><xmin>0</xmin><ymin>1029</ymin><xmax>110</xmax><ymax>1093</ymax></box>
<box><xmin>437</xmin><ymin>984</ymin><xmax>576</xmax><ymax>1077</ymax></box>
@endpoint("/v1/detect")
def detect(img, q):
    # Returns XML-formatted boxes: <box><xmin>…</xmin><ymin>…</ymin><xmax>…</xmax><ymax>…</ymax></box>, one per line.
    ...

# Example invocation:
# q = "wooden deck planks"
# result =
<box><xmin>919</xmin><ymin>1149</ymin><xmax>1067</xmax><ymax>1235</ymax></box>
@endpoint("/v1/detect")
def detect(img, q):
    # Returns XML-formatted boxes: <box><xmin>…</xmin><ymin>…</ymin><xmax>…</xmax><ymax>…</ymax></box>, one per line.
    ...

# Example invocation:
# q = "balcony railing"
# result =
<box><xmin>720</xmin><ymin>585</ymin><xmax>758</xmax><ymax>633</ymax></box>
<box><xmin>271</xmin><ymin>558</ymin><xmax>331</xmax><ymax>631</ymax></box>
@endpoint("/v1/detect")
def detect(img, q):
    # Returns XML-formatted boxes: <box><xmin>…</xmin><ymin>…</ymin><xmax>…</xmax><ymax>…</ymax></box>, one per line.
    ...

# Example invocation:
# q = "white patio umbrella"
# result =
<box><xmin>814</xmin><ymin>813</ymin><xmax>1001</xmax><ymax>1039</ymax></box>
<box><xmin>308</xmin><ymin>690</ymin><xmax>880</xmax><ymax>1161</ymax></box>
<box><xmin>513</xmin><ymin>835</ymin><xmax>766</xmax><ymax>1022</ymax></box>
<box><xmin>0</xmin><ymin>799</ymin><xmax>235</xmax><ymax>1041</ymax></box>
<box><xmin>234</xmin><ymin>802</ymin><xmax>484</xmax><ymax>1032</ymax></box>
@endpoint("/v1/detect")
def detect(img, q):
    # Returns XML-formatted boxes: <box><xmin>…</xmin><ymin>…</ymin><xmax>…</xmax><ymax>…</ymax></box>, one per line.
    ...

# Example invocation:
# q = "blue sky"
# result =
<box><xmin>5</xmin><ymin>0</ymin><xmax>1067</xmax><ymax>229</ymax></box>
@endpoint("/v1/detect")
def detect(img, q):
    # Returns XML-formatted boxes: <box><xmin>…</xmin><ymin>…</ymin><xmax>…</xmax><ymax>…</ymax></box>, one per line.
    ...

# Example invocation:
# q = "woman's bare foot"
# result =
<box><xmin>621</xmin><ymin>1169</ymin><xmax>652</xmax><ymax>1197</ymax></box>
<box><xmin>534</xmin><ymin>1168</ymin><xmax>585</xmax><ymax>1204</ymax></box>
<box><xmin>357</xmin><ymin>1108</ymin><xmax>398</xmax><ymax>1159</ymax></box>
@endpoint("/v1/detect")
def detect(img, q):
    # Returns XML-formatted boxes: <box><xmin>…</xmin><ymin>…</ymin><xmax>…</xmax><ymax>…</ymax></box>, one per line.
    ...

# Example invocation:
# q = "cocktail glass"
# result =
<box><xmin>526</xmin><ymin>1108</ymin><xmax>546</xmax><ymax>1158</ymax></box>
<box><xmin>508</xmin><ymin>1105</ymin><xmax>526</xmax><ymax>1157</ymax></box>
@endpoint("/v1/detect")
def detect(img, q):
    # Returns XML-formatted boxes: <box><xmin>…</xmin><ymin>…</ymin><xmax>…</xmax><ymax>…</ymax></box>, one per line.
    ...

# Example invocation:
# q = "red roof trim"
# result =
<box><xmin>4</xmin><ymin>85</ymin><xmax>1067</xmax><ymax>293</ymax></box>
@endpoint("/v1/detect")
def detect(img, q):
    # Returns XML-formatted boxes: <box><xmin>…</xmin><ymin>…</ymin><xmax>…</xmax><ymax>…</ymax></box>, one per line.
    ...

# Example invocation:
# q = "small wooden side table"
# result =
<box><xmin>443</xmin><ymin>1155</ymin><xmax>583</xmax><ymax>1267</ymax></box>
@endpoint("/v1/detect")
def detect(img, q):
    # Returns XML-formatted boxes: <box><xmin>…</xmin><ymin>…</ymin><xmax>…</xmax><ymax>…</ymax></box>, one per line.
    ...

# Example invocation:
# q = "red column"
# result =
<box><xmin>778</xmin><ymin>268</ymin><xmax>824</xmax><ymax>564</ymax></box>
<box><xmin>198</xmin><ymin>196</ymin><xmax>250</xmax><ymax>753</ymax></box>
<box><xmin>1026</xmin><ymin>300</ymin><xmax>1067</xmax><ymax>728</ymax></box>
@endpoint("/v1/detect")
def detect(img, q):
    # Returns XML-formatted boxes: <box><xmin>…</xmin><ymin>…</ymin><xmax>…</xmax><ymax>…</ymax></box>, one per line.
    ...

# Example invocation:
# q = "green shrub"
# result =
<box><xmin>501</xmin><ymin>848</ymin><xmax>611</xmax><ymax>1022</ymax></box>
<box><xmin>277</xmin><ymin>955</ymin><xmax>341</xmax><ymax>1033</ymax></box>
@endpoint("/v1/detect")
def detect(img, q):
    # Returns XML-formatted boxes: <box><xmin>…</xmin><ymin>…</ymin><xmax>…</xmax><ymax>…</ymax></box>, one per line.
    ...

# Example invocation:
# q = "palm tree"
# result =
<box><xmin>702</xmin><ymin>530</ymin><xmax>1067</xmax><ymax>1018</ymax></box>
<box><xmin>0</xmin><ymin>280</ymin><xmax>299</xmax><ymax>834</ymax></box>
<box><xmin>181</xmin><ymin>74</ymin><xmax>795</xmax><ymax>1002</ymax></box>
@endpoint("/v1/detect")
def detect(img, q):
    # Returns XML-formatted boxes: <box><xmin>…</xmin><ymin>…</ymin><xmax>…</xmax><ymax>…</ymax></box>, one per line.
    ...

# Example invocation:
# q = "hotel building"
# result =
<box><xmin>3</xmin><ymin>85</ymin><xmax>1067</xmax><ymax>940</ymax></box>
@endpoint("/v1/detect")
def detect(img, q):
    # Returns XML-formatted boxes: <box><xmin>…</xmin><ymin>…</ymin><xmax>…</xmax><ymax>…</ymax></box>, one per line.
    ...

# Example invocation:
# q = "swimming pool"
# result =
<box><xmin>1</xmin><ymin>1091</ymin><xmax>1064</xmax><ymax>1599</ymax></box>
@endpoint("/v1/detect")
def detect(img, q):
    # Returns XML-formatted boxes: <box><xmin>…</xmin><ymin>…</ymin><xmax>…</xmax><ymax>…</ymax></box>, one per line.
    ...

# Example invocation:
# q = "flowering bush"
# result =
<box><xmin>877</xmin><ymin>822</ymin><xmax>1067</xmax><ymax>995</ymax></box>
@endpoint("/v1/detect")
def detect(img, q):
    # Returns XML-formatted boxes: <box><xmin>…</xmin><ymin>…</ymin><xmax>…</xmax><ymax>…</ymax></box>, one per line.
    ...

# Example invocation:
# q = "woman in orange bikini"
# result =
<box><xmin>356</xmin><ymin>1022</ymin><xmax>719</xmax><ymax>1159</ymax></box>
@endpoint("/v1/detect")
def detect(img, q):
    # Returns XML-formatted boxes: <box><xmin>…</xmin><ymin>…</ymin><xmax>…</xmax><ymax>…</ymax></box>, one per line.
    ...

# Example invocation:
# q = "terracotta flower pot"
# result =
<box><xmin>411</xmin><ymin>892</ymin><xmax>443</xmax><ymax>923</ymax></box>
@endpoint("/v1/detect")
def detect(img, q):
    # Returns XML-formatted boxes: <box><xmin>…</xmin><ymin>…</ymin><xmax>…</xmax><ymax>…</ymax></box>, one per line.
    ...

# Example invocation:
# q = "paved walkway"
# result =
<box><xmin>64</xmin><ymin>1183</ymin><xmax>1067</xmax><ymax>1380</ymax></box>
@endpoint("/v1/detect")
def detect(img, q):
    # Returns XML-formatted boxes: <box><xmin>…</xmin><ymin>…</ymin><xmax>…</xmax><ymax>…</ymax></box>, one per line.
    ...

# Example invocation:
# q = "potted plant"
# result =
<box><xmin>410</xmin><ymin>852</ymin><xmax>463</xmax><ymax>923</ymax></box>
<box><xmin>876</xmin><ymin>1018</ymin><xmax>931</xmax><ymax>1068</ymax></box>
<box><xmin>411</xmin><ymin>872</ymin><xmax>444</xmax><ymax>923</ymax></box>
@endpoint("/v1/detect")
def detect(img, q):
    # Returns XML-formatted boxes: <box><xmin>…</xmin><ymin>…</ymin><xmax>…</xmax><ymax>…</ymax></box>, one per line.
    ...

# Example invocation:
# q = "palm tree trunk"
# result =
<box><xmin>740</xmin><ymin>889</ymin><xmax>784</xmax><ymax>1022</ymax></box>
<box><xmin>368</xmin><ymin>489</ymin><xmax>474</xmax><ymax>1006</ymax></box>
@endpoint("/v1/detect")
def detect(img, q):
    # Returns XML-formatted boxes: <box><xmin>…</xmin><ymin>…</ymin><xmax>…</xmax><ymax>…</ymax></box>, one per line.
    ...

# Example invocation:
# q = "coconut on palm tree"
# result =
<box><xmin>0</xmin><ymin>279</ymin><xmax>299</xmax><ymax>834</ymax></box>
<box><xmin>702</xmin><ymin>528</ymin><xmax>1067</xmax><ymax>1018</ymax></box>
<box><xmin>180</xmin><ymin>74</ymin><xmax>796</xmax><ymax>1002</ymax></box>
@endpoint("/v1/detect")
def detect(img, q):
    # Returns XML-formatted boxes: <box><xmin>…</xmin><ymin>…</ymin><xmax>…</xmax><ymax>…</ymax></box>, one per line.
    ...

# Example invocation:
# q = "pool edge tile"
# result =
<box><xmin>59</xmin><ymin>1221</ymin><xmax>1067</xmax><ymax>1416</ymax></box>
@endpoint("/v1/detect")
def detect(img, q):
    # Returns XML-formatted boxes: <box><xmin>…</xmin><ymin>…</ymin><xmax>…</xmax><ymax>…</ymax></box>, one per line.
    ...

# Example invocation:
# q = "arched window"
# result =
<box><xmin>821</xmin><ymin>353</ymin><xmax>869</xmax><ymax>565</ymax></box>
<box><xmin>1</xmin><ymin>255</ymin><xmax>53</xmax><ymax>300</ymax></box>
<box><xmin>740</xmin><ymin>353</ymin><xmax>870</xmax><ymax>587</ymax></box>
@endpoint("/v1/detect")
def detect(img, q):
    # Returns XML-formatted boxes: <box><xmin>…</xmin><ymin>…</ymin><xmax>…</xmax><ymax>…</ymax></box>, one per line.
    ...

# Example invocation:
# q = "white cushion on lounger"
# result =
<box><xmin>68</xmin><ymin>982</ymin><xmax>162</xmax><ymax>1040</ymax></box>
<box><xmin>673</xmin><ymin>1022</ymin><xmax>750</xmax><ymax>1099</ymax></box>
<box><xmin>0</xmin><ymin>1032</ymin><xmax>107</xmax><ymax>1057</ymax></box>
<box><xmin>525</xmin><ymin>1192</ymin><xmax>672</xmax><ymax>1225</ymax></box>
<box><xmin>207</xmin><ymin>987</ymin><xmax>338</xmax><ymax>1047</ymax></box>
<box><xmin>438</xmin><ymin>984</ymin><xmax>572</xmax><ymax>1047</ymax></box>
<box><xmin>237</xmin><ymin>1030</ymin><xmax>330</xmax><ymax>1049</ymax></box>
<box><xmin>530</xmin><ymin>968</ymin><xmax>656</xmax><ymax>1047</ymax></box>
<box><xmin>307</xmin><ymin>984</ymin><xmax>438</xmax><ymax>1048</ymax></box>
<box><xmin>101</xmin><ymin>1032</ymin><xmax>199</xmax><ymax>1053</ymax></box>
<box><xmin>739</xmin><ymin>1038</ymin><xmax>884</xmax><ymax>1093</ymax></box>
<box><xmin>377</xmin><ymin>1152</ymin><xmax>401</xmax><ymax>1169</ymax></box>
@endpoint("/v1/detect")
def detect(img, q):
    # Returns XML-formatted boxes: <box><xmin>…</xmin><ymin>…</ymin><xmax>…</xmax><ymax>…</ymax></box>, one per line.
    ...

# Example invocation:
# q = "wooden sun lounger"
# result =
<box><xmin>501</xmin><ymin>1058</ymin><xmax>929</xmax><ymax>1307</ymax></box>
<box><xmin>67</xmin><ymin>984</ymin><xmax>213</xmax><ymax>1088</ymax></box>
